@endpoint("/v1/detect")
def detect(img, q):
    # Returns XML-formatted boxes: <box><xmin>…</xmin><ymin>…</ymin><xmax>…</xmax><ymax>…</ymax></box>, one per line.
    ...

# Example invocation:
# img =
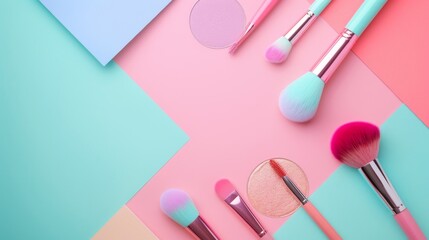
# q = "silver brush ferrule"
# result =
<box><xmin>285</xmin><ymin>10</ymin><xmax>316</xmax><ymax>44</ymax></box>
<box><xmin>311</xmin><ymin>28</ymin><xmax>358</xmax><ymax>83</ymax></box>
<box><xmin>360</xmin><ymin>159</ymin><xmax>406</xmax><ymax>214</ymax></box>
<box><xmin>188</xmin><ymin>216</ymin><xmax>219</xmax><ymax>240</ymax></box>
<box><xmin>282</xmin><ymin>176</ymin><xmax>308</xmax><ymax>205</ymax></box>
<box><xmin>225</xmin><ymin>191</ymin><xmax>267</xmax><ymax>237</ymax></box>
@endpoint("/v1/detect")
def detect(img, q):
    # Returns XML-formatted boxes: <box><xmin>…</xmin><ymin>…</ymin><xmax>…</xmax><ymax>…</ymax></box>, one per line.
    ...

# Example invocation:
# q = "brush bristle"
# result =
<box><xmin>279</xmin><ymin>72</ymin><xmax>325</xmax><ymax>122</ymax></box>
<box><xmin>331</xmin><ymin>122</ymin><xmax>380</xmax><ymax>168</ymax></box>
<box><xmin>160</xmin><ymin>189</ymin><xmax>199</xmax><ymax>227</ymax></box>
<box><xmin>215</xmin><ymin>179</ymin><xmax>235</xmax><ymax>199</ymax></box>
<box><xmin>265</xmin><ymin>37</ymin><xmax>292</xmax><ymax>63</ymax></box>
<box><xmin>269</xmin><ymin>159</ymin><xmax>287</xmax><ymax>177</ymax></box>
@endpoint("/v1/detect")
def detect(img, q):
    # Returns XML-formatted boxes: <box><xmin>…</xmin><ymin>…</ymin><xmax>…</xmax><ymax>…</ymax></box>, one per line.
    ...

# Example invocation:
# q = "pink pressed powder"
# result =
<box><xmin>247</xmin><ymin>158</ymin><xmax>309</xmax><ymax>217</ymax></box>
<box><xmin>189</xmin><ymin>0</ymin><xmax>246</xmax><ymax>49</ymax></box>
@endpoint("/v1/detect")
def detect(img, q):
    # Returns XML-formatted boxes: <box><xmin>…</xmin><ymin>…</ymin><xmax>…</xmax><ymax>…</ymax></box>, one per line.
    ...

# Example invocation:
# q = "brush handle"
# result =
<box><xmin>308</xmin><ymin>0</ymin><xmax>331</xmax><ymax>16</ymax></box>
<box><xmin>303</xmin><ymin>202</ymin><xmax>342</xmax><ymax>240</ymax></box>
<box><xmin>346</xmin><ymin>0</ymin><xmax>386</xmax><ymax>36</ymax></box>
<box><xmin>188</xmin><ymin>216</ymin><xmax>219</xmax><ymax>240</ymax></box>
<box><xmin>311</xmin><ymin>29</ymin><xmax>358</xmax><ymax>83</ymax></box>
<box><xmin>310</xmin><ymin>0</ymin><xmax>386</xmax><ymax>82</ymax></box>
<box><xmin>394</xmin><ymin>209</ymin><xmax>426</xmax><ymax>240</ymax></box>
<box><xmin>251</xmin><ymin>0</ymin><xmax>280</xmax><ymax>26</ymax></box>
<box><xmin>260</xmin><ymin>233</ymin><xmax>275</xmax><ymax>240</ymax></box>
<box><xmin>224</xmin><ymin>191</ymin><xmax>267</xmax><ymax>238</ymax></box>
<box><xmin>230</xmin><ymin>0</ymin><xmax>280</xmax><ymax>53</ymax></box>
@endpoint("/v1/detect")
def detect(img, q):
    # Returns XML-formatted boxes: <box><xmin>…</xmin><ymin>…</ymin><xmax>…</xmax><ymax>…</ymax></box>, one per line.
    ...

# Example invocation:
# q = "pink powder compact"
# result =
<box><xmin>189</xmin><ymin>0</ymin><xmax>246</xmax><ymax>48</ymax></box>
<box><xmin>247</xmin><ymin>158</ymin><xmax>309</xmax><ymax>217</ymax></box>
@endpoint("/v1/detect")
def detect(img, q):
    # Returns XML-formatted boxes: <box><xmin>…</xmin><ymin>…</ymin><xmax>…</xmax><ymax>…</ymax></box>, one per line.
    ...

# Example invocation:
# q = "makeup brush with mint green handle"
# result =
<box><xmin>266</xmin><ymin>0</ymin><xmax>332</xmax><ymax>63</ymax></box>
<box><xmin>279</xmin><ymin>0</ymin><xmax>387</xmax><ymax>123</ymax></box>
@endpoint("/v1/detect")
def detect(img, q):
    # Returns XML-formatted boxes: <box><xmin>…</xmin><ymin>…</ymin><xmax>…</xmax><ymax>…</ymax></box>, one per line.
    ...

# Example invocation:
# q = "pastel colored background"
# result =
<box><xmin>275</xmin><ymin>105</ymin><xmax>429</xmax><ymax>239</ymax></box>
<box><xmin>93</xmin><ymin>207</ymin><xmax>159</xmax><ymax>240</ymax></box>
<box><xmin>1</xmin><ymin>0</ymin><xmax>427</xmax><ymax>239</ymax></box>
<box><xmin>114</xmin><ymin>0</ymin><xmax>401</xmax><ymax>238</ymax></box>
<box><xmin>0</xmin><ymin>0</ymin><xmax>186</xmax><ymax>239</ymax></box>
<box><xmin>317</xmin><ymin>0</ymin><xmax>429</xmax><ymax>126</ymax></box>
<box><xmin>40</xmin><ymin>0</ymin><xmax>172</xmax><ymax>65</ymax></box>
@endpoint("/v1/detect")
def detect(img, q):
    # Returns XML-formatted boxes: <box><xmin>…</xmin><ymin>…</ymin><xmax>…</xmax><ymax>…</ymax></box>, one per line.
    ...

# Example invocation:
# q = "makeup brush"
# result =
<box><xmin>229</xmin><ymin>0</ymin><xmax>280</xmax><ymax>54</ymax></box>
<box><xmin>269</xmin><ymin>160</ymin><xmax>342</xmax><ymax>240</ymax></box>
<box><xmin>215</xmin><ymin>179</ymin><xmax>274</xmax><ymax>239</ymax></box>
<box><xmin>266</xmin><ymin>0</ymin><xmax>331</xmax><ymax>63</ymax></box>
<box><xmin>331</xmin><ymin>122</ymin><xmax>426</xmax><ymax>240</ymax></box>
<box><xmin>279</xmin><ymin>0</ymin><xmax>387</xmax><ymax>122</ymax></box>
<box><xmin>160</xmin><ymin>189</ymin><xmax>219</xmax><ymax>240</ymax></box>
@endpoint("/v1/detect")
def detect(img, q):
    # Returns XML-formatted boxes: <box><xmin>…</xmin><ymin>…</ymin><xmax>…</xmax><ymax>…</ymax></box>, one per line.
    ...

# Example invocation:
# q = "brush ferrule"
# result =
<box><xmin>188</xmin><ymin>216</ymin><xmax>219</xmax><ymax>240</ymax></box>
<box><xmin>225</xmin><ymin>191</ymin><xmax>267</xmax><ymax>237</ymax></box>
<box><xmin>360</xmin><ymin>159</ymin><xmax>406</xmax><ymax>214</ymax></box>
<box><xmin>284</xmin><ymin>10</ymin><xmax>316</xmax><ymax>44</ymax></box>
<box><xmin>311</xmin><ymin>28</ymin><xmax>358</xmax><ymax>83</ymax></box>
<box><xmin>282</xmin><ymin>176</ymin><xmax>308</xmax><ymax>205</ymax></box>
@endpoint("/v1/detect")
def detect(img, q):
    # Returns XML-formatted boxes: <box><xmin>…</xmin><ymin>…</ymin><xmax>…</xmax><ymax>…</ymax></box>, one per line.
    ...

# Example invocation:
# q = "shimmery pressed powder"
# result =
<box><xmin>247</xmin><ymin>158</ymin><xmax>309</xmax><ymax>217</ymax></box>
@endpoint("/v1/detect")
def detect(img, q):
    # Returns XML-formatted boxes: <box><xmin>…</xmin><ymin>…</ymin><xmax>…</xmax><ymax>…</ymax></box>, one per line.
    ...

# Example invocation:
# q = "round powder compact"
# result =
<box><xmin>189</xmin><ymin>0</ymin><xmax>246</xmax><ymax>48</ymax></box>
<box><xmin>247</xmin><ymin>158</ymin><xmax>309</xmax><ymax>217</ymax></box>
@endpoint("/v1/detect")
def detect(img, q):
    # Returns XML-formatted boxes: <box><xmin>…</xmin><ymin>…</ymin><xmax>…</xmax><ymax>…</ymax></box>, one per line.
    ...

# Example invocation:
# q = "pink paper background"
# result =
<box><xmin>105</xmin><ymin>0</ymin><xmax>401</xmax><ymax>238</ymax></box>
<box><xmin>318</xmin><ymin>0</ymin><xmax>429</xmax><ymax>126</ymax></box>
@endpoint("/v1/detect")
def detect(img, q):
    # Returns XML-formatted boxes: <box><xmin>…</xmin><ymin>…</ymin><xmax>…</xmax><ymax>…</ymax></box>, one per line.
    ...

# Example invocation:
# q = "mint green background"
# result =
<box><xmin>0</xmin><ymin>0</ymin><xmax>188</xmax><ymax>239</ymax></box>
<box><xmin>275</xmin><ymin>105</ymin><xmax>428</xmax><ymax>239</ymax></box>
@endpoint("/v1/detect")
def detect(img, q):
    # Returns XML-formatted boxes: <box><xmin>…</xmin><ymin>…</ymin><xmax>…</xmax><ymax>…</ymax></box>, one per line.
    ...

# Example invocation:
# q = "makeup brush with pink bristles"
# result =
<box><xmin>160</xmin><ymin>189</ymin><xmax>219</xmax><ymax>240</ymax></box>
<box><xmin>331</xmin><ymin>122</ymin><xmax>426</xmax><ymax>240</ymax></box>
<box><xmin>265</xmin><ymin>0</ymin><xmax>331</xmax><ymax>63</ymax></box>
<box><xmin>215</xmin><ymin>179</ymin><xmax>274</xmax><ymax>239</ymax></box>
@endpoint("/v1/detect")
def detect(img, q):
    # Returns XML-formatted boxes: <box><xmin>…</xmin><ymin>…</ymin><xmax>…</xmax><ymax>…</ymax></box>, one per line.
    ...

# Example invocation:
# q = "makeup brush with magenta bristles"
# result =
<box><xmin>331</xmin><ymin>122</ymin><xmax>426</xmax><ymax>240</ymax></box>
<box><xmin>279</xmin><ymin>0</ymin><xmax>387</xmax><ymax>122</ymax></box>
<box><xmin>160</xmin><ymin>189</ymin><xmax>219</xmax><ymax>240</ymax></box>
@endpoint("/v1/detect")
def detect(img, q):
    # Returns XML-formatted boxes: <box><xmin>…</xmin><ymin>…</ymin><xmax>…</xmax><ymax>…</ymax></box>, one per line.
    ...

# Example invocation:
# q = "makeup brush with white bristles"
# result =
<box><xmin>265</xmin><ymin>0</ymin><xmax>331</xmax><ymax>63</ymax></box>
<box><xmin>279</xmin><ymin>0</ymin><xmax>387</xmax><ymax>122</ymax></box>
<box><xmin>331</xmin><ymin>121</ymin><xmax>426</xmax><ymax>240</ymax></box>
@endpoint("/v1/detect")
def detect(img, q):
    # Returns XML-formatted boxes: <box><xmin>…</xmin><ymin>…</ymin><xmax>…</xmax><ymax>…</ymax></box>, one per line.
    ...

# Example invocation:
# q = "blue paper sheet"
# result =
<box><xmin>40</xmin><ymin>0</ymin><xmax>172</xmax><ymax>65</ymax></box>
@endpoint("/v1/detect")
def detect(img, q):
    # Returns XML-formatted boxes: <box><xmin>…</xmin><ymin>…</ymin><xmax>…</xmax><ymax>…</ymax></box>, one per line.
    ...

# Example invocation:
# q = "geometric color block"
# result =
<box><xmin>275</xmin><ymin>105</ymin><xmax>429</xmax><ymax>239</ymax></box>
<box><xmin>0</xmin><ymin>1</ymin><xmax>187</xmax><ymax>239</ymax></box>
<box><xmin>112</xmin><ymin>0</ymin><xmax>400</xmax><ymax>238</ymax></box>
<box><xmin>92</xmin><ymin>207</ymin><xmax>158</xmax><ymax>240</ymax></box>
<box><xmin>317</xmin><ymin>0</ymin><xmax>429</xmax><ymax>126</ymax></box>
<box><xmin>40</xmin><ymin>0</ymin><xmax>172</xmax><ymax>65</ymax></box>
